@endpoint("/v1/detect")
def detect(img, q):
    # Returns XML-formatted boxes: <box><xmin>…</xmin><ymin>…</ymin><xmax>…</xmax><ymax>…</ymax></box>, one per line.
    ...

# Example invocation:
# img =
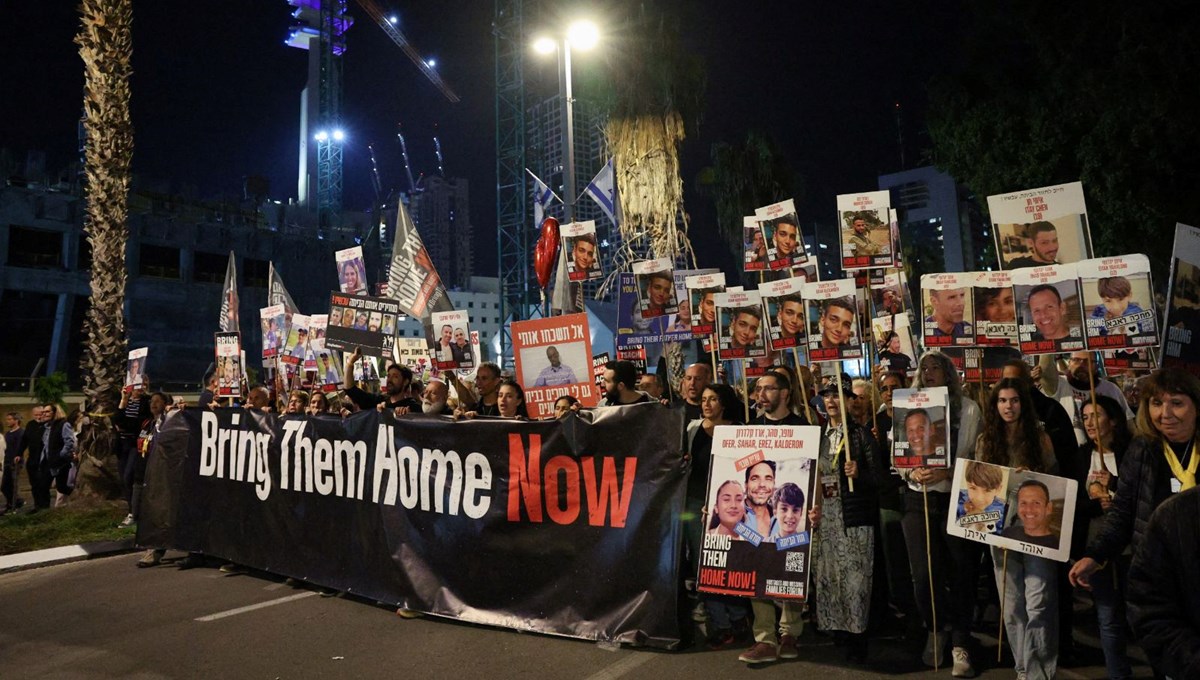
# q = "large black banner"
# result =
<box><xmin>138</xmin><ymin>404</ymin><xmax>686</xmax><ymax>648</ymax></box>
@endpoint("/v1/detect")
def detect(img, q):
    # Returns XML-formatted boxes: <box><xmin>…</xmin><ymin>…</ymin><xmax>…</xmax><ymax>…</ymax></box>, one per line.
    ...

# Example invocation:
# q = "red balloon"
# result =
<box><xmin>533</xmin><ymin>217</ymin><xmax>560</xmax><ymax>289</ymax></box>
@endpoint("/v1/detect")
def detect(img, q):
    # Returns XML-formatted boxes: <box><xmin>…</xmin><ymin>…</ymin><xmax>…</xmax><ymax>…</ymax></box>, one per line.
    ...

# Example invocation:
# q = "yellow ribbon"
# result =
<box><xmin>829</xmin><ymin>425</ymin><xmax>847</xmax><ymax>472</ymax></box>
<box><xmin>1163</xmin><ymin>439</ymin><xmax>1199</xmax><ymax>491</ymax></box>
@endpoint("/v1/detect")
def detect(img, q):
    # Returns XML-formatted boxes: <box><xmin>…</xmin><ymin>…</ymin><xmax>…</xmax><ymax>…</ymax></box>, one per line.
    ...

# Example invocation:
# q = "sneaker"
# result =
<box><xmin>136</xmin><ymin>550</ymin><xmax>161</xmax><ymax>568</ymax></box>
<box><xmin>738</xmin><ymin>642</ymin><xmax>778</xmax><ymax>664</ymax></box>
<box><xmin>921</xmin><ymin>631</ymin><xmax>946</xmax><ymax>667</ymax></box>
<box><xmin>777</xmin><ymin>634</ymin><xmax>800</xmax><ymax>659</ymax></box>
<box><xmin>219</xmin><ymin>562</ymin><xmax>247</xmax><ymax>575</ymax></box>
<box><xmin>951</xmin><ymin>647</ymin><xmax>975</xmax><ymax>678</ymax></box>
<box><xmin>705</xmin><ymin>628</ymin><xmax>735</xmax><ymax>650</ymax></box>
<box><xmin>119</xmin><ymin>513</ymin><xmax>135</xmax><ymax>528</ymax></box>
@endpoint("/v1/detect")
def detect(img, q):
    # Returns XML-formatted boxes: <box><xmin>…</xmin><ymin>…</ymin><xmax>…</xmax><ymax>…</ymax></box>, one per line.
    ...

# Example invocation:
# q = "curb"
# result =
<box><xmin>0</xmin><ymin>538</ymin><xmax>138</xmax><ymax>574</ymax></box>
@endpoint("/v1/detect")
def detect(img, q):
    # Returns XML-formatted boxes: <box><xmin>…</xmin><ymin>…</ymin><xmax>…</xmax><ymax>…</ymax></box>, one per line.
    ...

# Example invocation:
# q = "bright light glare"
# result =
<box><xmin>532</xmin><ymin>36</ymin><xmax>556</xmax><ymax>54</ymax></box>
<box><xmin>314</xmin><ymin>130</ymin><xmax>329</xmax><ymax>142</ymax></box>
<box><xmin>332</xmin><ymin>128</ymin><xmax>346</xmax><ymax>142</ymax></box>
<box><xmin>567</xmin><ymin>20</ymin><xmax>599</xmax><ymax>50</ymax></box>
<box><xmin>388</xmin><ymin>15</ymin><xmax>398</xmax><ymax>25</ymax></box>
<box><xmin>426</xmin><ymin>58</ymin><xmax>437</xmax><ymax>68</ymax></box>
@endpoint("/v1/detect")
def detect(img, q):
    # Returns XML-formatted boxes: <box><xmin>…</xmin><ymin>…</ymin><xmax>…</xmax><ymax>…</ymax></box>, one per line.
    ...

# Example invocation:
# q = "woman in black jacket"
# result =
<box><xmin>1072</xmin><ymin>395</ymin><xmax>1133</xmax><ymax>679</ymax></box>
<box><xmin>812</xmin><ymin>374</ymin><xmax>879</xmax><ymax>663</ymax></box>
<box><xmin>1069</xmin><ymin>369</ymin><xmax>1200</xmax><ymax>678</ymax></box>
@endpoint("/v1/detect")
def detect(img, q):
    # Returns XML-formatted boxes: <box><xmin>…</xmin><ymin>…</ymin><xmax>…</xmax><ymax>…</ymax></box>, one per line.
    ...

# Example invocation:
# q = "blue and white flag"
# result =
<box><xmin>526</xmin><ymin>169</ymin><xmax>560</xmax><ymax>227</ymax></box>
<box><xmin>582</xmin><ymin>158</ymin><xmax>619</xmax><ymax>227</ymax></box>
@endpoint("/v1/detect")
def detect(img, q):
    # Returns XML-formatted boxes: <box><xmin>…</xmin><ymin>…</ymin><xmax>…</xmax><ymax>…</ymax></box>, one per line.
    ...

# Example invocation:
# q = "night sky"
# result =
<box><xmin>2</xmin><ymin>1</ymin><xmax>962</xmax><ymax>277</ymax></box>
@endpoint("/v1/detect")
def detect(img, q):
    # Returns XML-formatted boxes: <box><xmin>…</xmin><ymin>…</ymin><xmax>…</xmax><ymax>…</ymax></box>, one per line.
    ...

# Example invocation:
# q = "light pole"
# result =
<box><xmin>533</xmin><ymin>20</ymin><xmax>599</xmax><ymax>227</ymax></box>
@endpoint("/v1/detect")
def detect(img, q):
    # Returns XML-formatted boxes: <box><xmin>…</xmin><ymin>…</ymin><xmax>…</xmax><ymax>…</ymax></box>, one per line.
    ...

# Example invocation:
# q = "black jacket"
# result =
<box><xmin>818</xmin><ymin>420</ymin><xmax>880</xmax><ymax>529</ymax></box>
<box><xmin>17</xmin><ymin>420</ymin><xmax>45</xmax><ymax>471</ymax></box>
<box><xmin>1127</xmin><ymin>486</ymin><xmax>1200</xmax><ymax>679</ymax></box>
<box><xmin>1085</xmin><ymin>435</ymin><xmax>1176</xmax><ymax>562</ymax></box>
<box><xmin>1068</xmin><ymin>437</ymin><xmax>1128</xmax><ymax>559</ymax></box>
<box><xmin>1032</xmin><ymin>388</ymin><xmax>1076</xmax><ymax>473</ymax></box>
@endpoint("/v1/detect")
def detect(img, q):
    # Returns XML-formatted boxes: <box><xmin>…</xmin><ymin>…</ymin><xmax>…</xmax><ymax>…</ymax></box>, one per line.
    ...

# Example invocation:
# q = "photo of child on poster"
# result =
<box><xmin>987</xmin><ymin>182</ymin><xmax>1093</xmax><ymax>270</ymax></box>
<box><xmin>946</xmin><ymin>459</ymin><xmax>1077</xmax><ymax>562</ymax></box>
<box><xmin>562</xmin><ymin>221</ymin><xmax>602</xmax><ymax>282</ymax></box>
<box><xmin>891</xmin><ymin>387</ymin><xmax>950</xmax><ymax>468</ymax></box>
<box><xmin>714</xmin><ymin>290</ymin><xmax>767</xmax><ymax>361</ymax></box>
<box><xmin>632</xmin><ymin>258</ymin><xmax>679</xmax><ymax>319</ymax></box>
<box><xmin>1077</xmin><ymin>254</ymin><xmax>1157</xmax><ymax>352</ymax></box>
<box><xmin>698</xmin><ymin>424</ymin><xmax>820</xmax><ymax>600</ymax></box>
<box><xmin>335</xmin><ymin>245</ymin><xmax>369</xmax><ymax>295</ymax></box>
<box><xmin>801</xmin><ymin>278</ymin><xmax>862</xmax><ymax>362</ymax></box>
<box><xmin>1012</xmin><ymin>264</ymin><xmax>1086</xmax><ymax>354</ymax></box>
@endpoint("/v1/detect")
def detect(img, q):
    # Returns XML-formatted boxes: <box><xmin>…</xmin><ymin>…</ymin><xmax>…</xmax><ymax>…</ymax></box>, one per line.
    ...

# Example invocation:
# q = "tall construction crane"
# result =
<box><xmin>286</xmin><ymin>0</ymin><xmax>458</xmax><ymax>228</ymax></box>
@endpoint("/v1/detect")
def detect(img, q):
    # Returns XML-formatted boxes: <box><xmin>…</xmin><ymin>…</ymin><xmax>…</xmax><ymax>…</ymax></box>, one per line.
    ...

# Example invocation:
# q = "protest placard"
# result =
<box><xmin>1162</xmin><ymin>224</ymin><xmax>1200</xmax><ymax>376</ymax></box>
<box><xmin>562</xmin><ymin>221</ymin><xmax>602</xmax><ymax>282</ymax></box>
<box><xmin>757</xmin><ymin>198</ymin><xmax>807</xmax><ymax>269</ymax></box>
<box><xmin>125</xmin><ymin>347</ymin><xmax>147</xmax><ymax>390</ymax></box>
<box><xmin>921</xmin><ymin>272</ymin><xmax>976</xmax><ymax>347</ymax></box>
<box><xmin>801</xmin><ymin>278</ymin><xmax>862</xmax><ymax>362</ymax></box>
<box><xmin>335</xmin><ymin>245</ymin><xmax>368</xmax><ymax>295</ymax></box>
<box><xmin>1012</xmin><ymin>264</ymin><xmax>1086</xmax><ymax>354</ymax></box>
<box><xmin>987</xmin><ymin>181</ymin><xmax>1093</xmax><ymax>270</ymax></box>
<box><xmin>513</xmin><ymin>313</ymin><xmax>598</xmax><ymax>419</ymax></box>
<box><xmin>1077</xmin><ymin>254</ymin><xmax>1158</xmax><ymax>352</ymax></box>
<box><xmin>891</xmin><ymin>387</ymin><xmax>950</xmax><ymax>468</ymax></box>
<box><xmin>325</xmin><ymin>292</ymin><xmax>400</xmax><ymax>358</ymax></box>
<box><xmin>215</xmin><ymin>332</ymin><xmax>241</xmax><ymax>397</ymax></box>
<box><xmin>430</xmin><ymin>310</ymin><xmax>475</xmax><ymax>371</ymax></box>
<box><xmin>973</xmin><ymin>271</ymin><xmax>1018</xmax><ymax>347</ymax></box>
<box><xmin>837</xmin><ymin>191</ymin><xmax>895</xmax><ymax>269</ymax></box>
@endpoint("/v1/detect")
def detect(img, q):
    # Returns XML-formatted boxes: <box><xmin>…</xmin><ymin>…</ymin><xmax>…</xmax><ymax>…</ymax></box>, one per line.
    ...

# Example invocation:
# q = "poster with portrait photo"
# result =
<box><xmin>259</xmin><ymin>305</ymin><xmax>286</xmax><ymax>360</ymax></box>
<box><xmin>715</xmin><ymin>290</ymin><xmax>767</xmax><ymax>361</ymax></box>
<box><xmin>972</xmin><ymin>271</ymin><xmax>1018</xmax><ymax>347</ymax></box>
<box><xmin>698</xmin><ymin>424</ymin><xmax>820</xmax><ymax>601</ymax></box>
<box><xmin>963</xmin><ymin>346</ymin><xmax>1024</xmax><ymax>384</ymax></box>
<box><xmin>1077</xmin><ymin>255</ymin><xmax>1158</xmax><ymax>352</ymax></box>
<box><xmin>946</xmin><ymin>459</ymin><xmax>1078</xmax><ymax>563</ymax></box>
<box><xmin>1162</xmin><ymin>224</ymin><xmax>1200</xmax><ymax>376</ymax></box>
<box><xmin>686</xmin><ymin>272</ymin><xmax>725</xmax><ymax>337</ymax></box>
<box><xmin>920</xmin><ymin>272</ymin><xmax>976</xmax><ymax>348</ymax></box>
<box><xmin>837</xmin><ymin>190</ymin><xmax>895</xmax><ymax>270</ymax></box>
<box><xmin>393</xmin><ymin>337</ymin><xmax>438</xmax><ymax>383</ymax></box>
<box><xmin>353</xmin><ymin>355</ymin><xmax>380</xmax><ymax>383</ymax></box>
<box><xmin>562</xmin><ymin>220</ymin><xmax>601</xmax><ymax>282</ymax></box>
<box><xmin>125</xmin><ymin>347</ymin><xmax>148</xmax><ymax>390</ymax></box>
<box><xmin>214</xmin><ymin>332</ymin><xmax>241</xmax><ymax>398</ymax></box>
<box><xmin>281</xmin><ymin>313</ymin><xmax>310</xmax><ymax>366</ymax></box>
<box><xmin>1012</xmin><ymin>264</ymin><xmax>1086</xmax><ymax>354</ymax></box>
<box><xmin>743</xmin><ymin>216</ymin><xmax>767</xmax><ymax>272</ymax></box>
<box><xmin>762</xmin><ymin>276</ymin><xmax>806</xmax><ymax>352</ymax></box>
<box><xmin>988</xmin><ymin>182</ymin><xmax>1093</xmax><ymax>270</ymax></box>
<box><xmin>870</xmin><ymin>269</ymin><xmax>913</xmax><ymax>319</ymax></box>
<box><xmin>311</xmin><ymin>339</ymin><xmax>342</xmax><ymax>393</ymax></box>
<box><xmin>309</xmin><ymin>313</ymin><xmax>328</xmax><ymax>341</ymax></box>
<box><xmin>335</xmin><ymin>245</ymin><xmax>369</xmax><ymax>295</ymax></box>
<box><xmin>757</xmin><ymin>198</ymin><xmax>808</xmax><ymax>269</ymax></box>
<box><xmin>802</xmin><ymin>278</ymin><xmax>862</xmax><ymax>363</ymax></box>
<box><xmin>872</xmin><ymin>313</ymin><xmax>918</xmax><ymax>377</ymax></box>
<box><xmin>891</xmin><ymin>387</ymin><xmax>950</xmax><ymax>468</ymax></box>
<box><xmin>616</xmin><ymin>274</ymin><xmax>693</xmax><ymax>355</ymax></box>
<box><xmin>324</xmin><ymin>291</ymin><xmax>401</xmax><ymax>358</ymax></box>
<box><xmin>512</xmin><ymin>313</ymin><xmax>598</xmax><ymax>419</ymax></box>
<box><xmin>669</xmin><ymin>268</ymin><xmax>716</xmax><ymax>337</ymax></box>
<box><xmin>430</xmin><ymin>310</ymin><xmax>474</xmax><ymax>371</ymax></box>
<box><xmin>632</xmin><ymin>258</ymin><xmax>679</xmax><ymax>319</ymax></box>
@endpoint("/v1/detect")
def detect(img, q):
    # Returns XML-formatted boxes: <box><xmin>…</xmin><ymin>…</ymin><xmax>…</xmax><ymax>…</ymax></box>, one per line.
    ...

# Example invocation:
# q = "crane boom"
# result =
<box><xmin>396</xmin><ymin>124</ymin><xmax>418</xmax><ymax>193</ymax></box>
<box><xmin>354</xmin><ymin>0</ymin><xmax>461</xmax><ymax>103</ymax></box>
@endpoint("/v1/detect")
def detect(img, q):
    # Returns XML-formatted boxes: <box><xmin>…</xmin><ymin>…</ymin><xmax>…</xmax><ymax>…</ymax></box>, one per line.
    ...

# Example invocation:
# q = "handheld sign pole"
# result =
<box><xmin>998</xmin><ymin>549</ymin><xmax>1009</xmax><ymax>663</ymax></box>
<box><xmin>922</xmin><ymin>483</ymin><xmax>939</xmax><ymax>672</ymax></box>
<box><xmin>836</xmin><ymin>374</ymin><xmax>855</xmax><ymax>494</ymax></box>
<box><xmin>741</xmin><ymin>359</ymin><xmax>750</xmax><ymax>422</ymax></box>
<box><xmin>793</xmin><ymin>348</ymin><xmax>814</xmax><ymax>424</ymax></box>
<box><xmin>1087</xmin><ymin>352</ymin><xmax>1105</xmax><ymax>456</ymax></box>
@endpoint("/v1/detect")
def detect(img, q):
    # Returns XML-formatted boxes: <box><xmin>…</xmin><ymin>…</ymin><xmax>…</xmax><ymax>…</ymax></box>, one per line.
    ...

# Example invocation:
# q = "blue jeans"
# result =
<box><xmin>703</xmin><ymin>594</ymin><xmax>748</xmax><ymax>631</ymax></box>
<box><xmin>1090</xmin><ymin>558</ymin><xmax>1133</xmax><ymax>679</ymax></box>
<box><xmin>992</xmin><ymin>546</ymin><xmax>1057</xmax><ymax>679</ymax></box>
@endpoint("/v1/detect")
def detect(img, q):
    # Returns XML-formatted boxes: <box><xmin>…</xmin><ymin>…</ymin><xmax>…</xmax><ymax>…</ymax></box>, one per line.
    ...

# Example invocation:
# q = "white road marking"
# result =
<box><xmin>581</xmin><ymin>651</ymin><xmax>655</xmax><ymax>680</ymax></box>
<box><xmin>195</xmin><ymin>591</ymin><xmax>317</xmax><ymax>621</ymax></box>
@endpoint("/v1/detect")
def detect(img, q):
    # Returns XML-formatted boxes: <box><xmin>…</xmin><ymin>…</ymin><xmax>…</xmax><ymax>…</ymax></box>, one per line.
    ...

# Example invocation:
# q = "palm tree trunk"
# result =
<box><xmin>73</xmin><ymin>0</ymin><xmax>134</xmax><ymax>502</ymax></box>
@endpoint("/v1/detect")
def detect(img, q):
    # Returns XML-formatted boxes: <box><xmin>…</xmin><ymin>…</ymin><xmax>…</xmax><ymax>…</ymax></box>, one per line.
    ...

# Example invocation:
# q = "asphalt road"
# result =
<box><xmin>0</xmin><ymin>552</ymin><xmax>1154</xmax><ymax>679</ymax></box>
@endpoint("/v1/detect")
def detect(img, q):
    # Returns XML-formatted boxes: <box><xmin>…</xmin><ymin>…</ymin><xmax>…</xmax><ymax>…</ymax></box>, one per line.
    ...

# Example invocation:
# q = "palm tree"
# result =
<box><xmin>72</xmin><ymin>0</ymin><xmax>134</xmax><ymax>501</ymax></box>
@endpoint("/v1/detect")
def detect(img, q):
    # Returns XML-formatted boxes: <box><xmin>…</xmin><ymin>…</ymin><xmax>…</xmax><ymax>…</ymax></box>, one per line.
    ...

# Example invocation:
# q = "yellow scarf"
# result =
<box><xmin>1163</xmin><ymin>439</ymin><xmax>1199</xmax><ymax>491</ymax></box>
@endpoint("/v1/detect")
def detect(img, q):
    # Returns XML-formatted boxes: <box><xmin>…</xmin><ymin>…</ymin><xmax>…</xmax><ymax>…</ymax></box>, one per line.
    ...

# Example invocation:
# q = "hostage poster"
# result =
<box><xmin>1163</xmin><ymin>223</ymin><xmax>1200</xmax><ymax>375</ymax></box>
<box><xmin>325</xmin><ymin>292</ymin><xmax>400</xmax><ymax>358</ymax></box>
<box><xmin>512</xmin><ymin>313</ymin><xmax>599</xmax><ymax>419</ymax></box>
<box><xmin>756</xmin><ymin>198</ymin><xmax>808</xmax><ymax>269</ymax></box>
<box><xmin>1077</xmin><ymin>255</ymin><xmax>1158</xmax><ymax>352</ymax></box>
<box><xmin>801</xmin><ymin>278</ymin><xmax>862</xmax><ymax>362</ymax></box>
<box><xmin>698</xmin><ymin>424</ymin><xmax>820</xmax><ymax>600</ymax></box>
<box><xmin>987</xmin><ymin>181</ymin><xmax>1093</xmax><ymax>270</ymax></box>
<box><xmin>714</xmin><ymin>290</ymin><xmax>767</xmax><ymax>361</ymax></box>
<box><xmin>891</xmin><ymin>387</ymin><xmax>950</xmax><ymax>468</ymax></box>
<box><xmin>1011</xmin><ymin>264</ymin><xmax>1086</xmax><ymax>354</ymax></box>
<box><xmin>616</xmin><ymin>273</ymin><xmax>695</xmax><ymax>349</ymax></box>
<box><xmin>837</xmin><ymin>190</ymin><xmax>896</xmax><ymax>269</ymax></box>
<box><xmin>921</xmin><ymin>272</ymin><xmax>976</xmax><ymax>347</ymax></box>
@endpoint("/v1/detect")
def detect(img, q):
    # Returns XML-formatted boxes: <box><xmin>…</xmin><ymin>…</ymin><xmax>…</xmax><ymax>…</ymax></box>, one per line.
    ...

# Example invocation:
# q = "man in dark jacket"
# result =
<box><xmin>1</xmin><ymin>411</ymin><xmax>24</xmax><ymax>512</ymax></box>
<box><xmin>1127</xmin><ymin>486</ymin><xmax>1200</xmax><ymax>678</ymax></box>
<box><xmin>17</xmin><ymin>406</ymin><xmax>49</xmax><ymax>510</ymax></box>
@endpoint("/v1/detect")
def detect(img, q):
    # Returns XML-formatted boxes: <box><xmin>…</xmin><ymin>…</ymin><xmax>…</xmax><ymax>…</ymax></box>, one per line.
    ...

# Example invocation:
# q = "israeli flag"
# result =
<box><xmin>527</xmin><ymin>169</ymin><xmax>560</xmax><ymax>227</ymax></box>
<box><xmin>583</xmin><ymin>158</ymin><xmax>619</xmax><ymax>227</ymax></box>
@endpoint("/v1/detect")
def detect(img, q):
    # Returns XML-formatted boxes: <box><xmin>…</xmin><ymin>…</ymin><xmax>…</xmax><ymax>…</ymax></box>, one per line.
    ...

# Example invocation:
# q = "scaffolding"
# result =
<box><xmin>494</xmin><ymin>0</ymin><xmax>529</xmax><ymax>367</ymax></box>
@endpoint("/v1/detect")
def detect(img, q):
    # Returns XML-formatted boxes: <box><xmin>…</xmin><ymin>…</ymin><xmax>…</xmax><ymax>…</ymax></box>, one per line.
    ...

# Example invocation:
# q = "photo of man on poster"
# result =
<box><xmin>1006</xmin><ymin>222</ymin><xmax>1060</xmax><ymax>268</ymax></box>
<box><xmin>818</xmin><ymin>297</ymin><xmax>857</xmax><ymax>349</ymax></box>
<box><xmin>925</xmin><ymin>287</ymin><xmax>973</xmax><ymax>339</ymax></box>
<box><xmin>1000</xmin><ymin>479</ymin><xmax>1060</xmax><ymax>549</ymax></box>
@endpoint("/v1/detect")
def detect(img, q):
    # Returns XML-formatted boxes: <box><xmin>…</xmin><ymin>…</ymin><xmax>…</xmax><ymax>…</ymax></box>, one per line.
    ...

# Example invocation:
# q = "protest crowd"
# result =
<box><xmin>6</xmin><ymin>189</ymin><xmax>1200</xmax><ymax>680</ymax></box>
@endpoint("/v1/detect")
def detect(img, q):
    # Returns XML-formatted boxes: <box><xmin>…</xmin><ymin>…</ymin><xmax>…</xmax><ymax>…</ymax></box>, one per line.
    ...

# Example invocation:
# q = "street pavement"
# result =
<box><xmin>0</xmin><ymin>552</ymin><xmax>1155</xmax><ymax>679</ymax></box>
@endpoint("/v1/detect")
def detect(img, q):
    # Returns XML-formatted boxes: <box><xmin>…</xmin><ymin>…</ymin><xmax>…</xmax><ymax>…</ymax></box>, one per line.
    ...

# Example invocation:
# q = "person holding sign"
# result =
<box><xmin>1070</xmin><ymin>369</ymin><xmax>1200</xmax><ymax>679</ymax></box>
<box><xmin>813</xmin><ymin>375</ymin><xmax>879</xmax><ymax>664</ymax></box>
<box><xmin>899</xmin><ymin>350</ymin><xmax>983</xmax><ymax>675</ymax></box>
<box><xmin>975</xmin><ymin>378</ymin><xmax>1058</xmax><ymax>680</ymax></box>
